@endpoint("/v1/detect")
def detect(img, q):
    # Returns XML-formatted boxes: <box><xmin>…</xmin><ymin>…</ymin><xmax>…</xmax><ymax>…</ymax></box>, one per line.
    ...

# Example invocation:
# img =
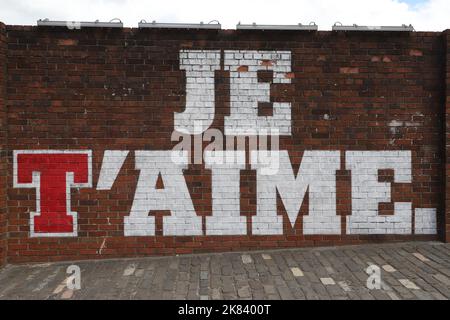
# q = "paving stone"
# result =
<box><xmin>241</xmin><ymin>255</ymin><xmax>252</xmax><ymax>264</ymax></box>
<box><xmin>0</xmin><ymin>242</ymin><xmax>449</xmax><ymax>300</ymax></box>
<box><xmin>326</xmin><ymin>284</ymin><xmax>346</xmax><ymax>298</ymax></box>
<box><xmin>53</xmin><ymin>282</ymin><xmax>66</xmax><ymax>295</ymax></box>
<box><xmin>320</xmin><ymin>277</ymin><xmax>336</xmax><ymax>285</ymax></box>
<box><xmin>433</xmin><ymin>273</ymin><xmax>450</xmax><ymax>286</ymax></box>
<box><xmin>430</xmin><ymin>291</ymin><xmax>447</xmax><ymax>300</ymax></box>
<box><xmin>200</xmin><ymin>271</ymin><xmax>208</xmax><ymax>280</ymax></box>
<box><xmin>312</xmin><ymin>283</ymin><xmax>331</xmax><ymax>299</ymax></box>
<box><xmin>221</xmin><ymin>265</ymin><xmax>232</xmax><ymax>276</ymax></box>
<box><xmin>398</xmin><ymin>279</ymin><xmax>420</xmax><ymax>290</ymax></box>
<box><xmin>325</xmin><ymin>267</ymin><xmax>335</xmax><ymax>274</ymax></box>
<box><xmin>369</xmin><ymin>290</ymin><xmax>391</xmax><ymax>300</ymax></box>
<box><xmin>211</xmin><ymin>288</ymin><xmax>222</xmax><ymax>300</ymax></box>
<box><xmin>412</xmin><ymin>290</ymin><xmax>434</xmax><ymax>300</ymax></box>
<box><xmin>277</xmin><ymin>286</ymin><xmax>294</xmax><ymax>300</ymax></box>
<box><xmin>291</xmin><ymin>267</ymin><xmax>304</xmax><ymax>277</ymax></box>
<box><xmin>291</xmin><ymin>287</ymin><xmax>306</xmax><ymax>299</ymax></box>
<box><xmin>237</xmin><ymin>286</ymin><xmax>251</xmax><ymax>298</ymax></box>
<box><xmin>382</xmin><ymin>265</ymin><xmax>396</xmax><ymax>273</ymax></box>
<box><xmin>61</xmin><ymin>290</ymin><xmax>74</xmax><ymax>299</ymax></box>
<box><xmin>385</xmin><ymin>291</ymin><xmax>401</xmax><ymax>300</ymax></box>
<box><xmin>222</xmin><ymin>283</ymin><xmax>235</xmax><ymax>294</ymax></box>
<box><xmin>413</xmin><ymin>253</ymin><xmax>430</xmax><ymax>262</ymax></box>
<box><xmin>123</xmin><ymin>264</ymin><xmax>136</xmax><ymax>276</ymax></box>
<box><xmin>337</xmin><ymin>281</ymin><xmax>351</xmax><ymax>292</ymax></box>
<box><xmin>263</xmin><ymin>285</ymin><xmax>276</xmax><ymax>295</ymax></box>
<box><xmin>134</xmin><ymin>269</ymin><xmax>145</xmax><ymax>277</ymax></box>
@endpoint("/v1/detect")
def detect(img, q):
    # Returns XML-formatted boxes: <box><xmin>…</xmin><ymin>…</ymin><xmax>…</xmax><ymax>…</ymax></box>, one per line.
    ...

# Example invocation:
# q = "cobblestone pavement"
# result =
<box><xmin>0</xmin><ymin>242</ymin><xmax>449</xmax><ymax>300</ymax></box>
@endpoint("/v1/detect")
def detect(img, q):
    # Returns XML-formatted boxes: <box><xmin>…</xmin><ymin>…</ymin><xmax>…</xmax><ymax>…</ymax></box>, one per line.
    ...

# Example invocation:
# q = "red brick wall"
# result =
<box><xmin>446</xmin><ymin>29</ymin><xmax>450</xmax><ymax>243</ymax></box>
<box><xmin>2</xmin><ymin>25</ymin><xmax>448</xmax><ymax>264</ymax></box>
<box><xmin>0</xmin><ymin>23</ymin><xmax>7</xmax><ymax>266</ymax></box>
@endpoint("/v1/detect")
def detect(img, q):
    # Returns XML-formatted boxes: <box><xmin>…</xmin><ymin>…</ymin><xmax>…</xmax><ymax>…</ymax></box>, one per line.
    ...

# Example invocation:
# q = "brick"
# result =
<box><xmin>0</xmin><ymin>22</ymin><xmax>7</xmax><ymax>267</ymax></box>
<box><xmin>409</xmin><ymin>49</ymin><xmax>423</xmax><ymax>57</ymax></box>
<box><xmin>371</xmin><ymin>56</ymin><xmax>381</xmax><ymax>62</ymax></box>
<box><xmin>339</xmin><ymin>67</ymin><xmax>359</xmax><ymax>74</ymax></box>
<box><xmin>57</xmin><ymin>39</ymin><xmax>78</xmax><ymax>46</ymax></box>
<box><xmin>445</xmin><ymin>30</ymin><xmax>450</xmax><ymax>243</ymax></box>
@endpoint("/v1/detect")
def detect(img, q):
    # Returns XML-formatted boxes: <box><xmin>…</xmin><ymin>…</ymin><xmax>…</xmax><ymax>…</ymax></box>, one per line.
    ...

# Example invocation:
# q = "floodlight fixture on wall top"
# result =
<box><xmin>236</xmin><ymin>22</ymin><xmax>318</xmax><ymax>31</ymax></box>
<box><xmin>138</xmin><ymin>20</ymin><xmax>222</xmax><ymax>29</ymax></box>
<box><xmin>37</xmin><ymin>18</ymin><xmax>123</xmax><ymax>28</ymax></box>
<box><xmin>332</xmin><ymin>22</ymin><xmax>414</xmax><ymax>32</ymax></box>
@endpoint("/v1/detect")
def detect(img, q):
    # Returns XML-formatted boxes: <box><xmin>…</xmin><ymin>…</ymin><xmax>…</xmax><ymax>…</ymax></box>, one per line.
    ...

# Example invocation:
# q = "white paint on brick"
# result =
<box><xmin>124</xmin><ymin>151</ymin><xmax>202</xmax><ymax>236</ymax></box>
<box><xmin>98</xmin><ymin>238</ymin><xmax>107</xmax><ymax>255</ymax></box>
<box><xmin>175</xmin><ymin>50</ymin><xmax>221</xmax><ymax>135</ymax></box>
<box><xmin>250</xmin><ymin>150</ymin><xmax>341</xmax><ymax>235</ymax></box>
<box><xmin>224</xmin><ymin>50</ymin><xmax>292</xmax><ymax>136</ymax></box>
<box><xmin>345</xmin><ymin>151</ymin><xmax>412</xmax><ymax>235</ymax></box>
<box><xmin>414</xmin><ymin>208</ymin><xmax>437</xmax><ymax>235</ymax></box>
<box><xmin>96</xmin><ymin>150</ymin><xmax>129</xmax><ymax>190</ymax></box>
<box><xmin>388</xmin><ymin>120</ymin><xmax>403</xmax><ymax>134</ymax></box>
<box><xmin>205</xmin><ymin>151</ymin><xmax>247</xmax><ymax>235</ymax></box>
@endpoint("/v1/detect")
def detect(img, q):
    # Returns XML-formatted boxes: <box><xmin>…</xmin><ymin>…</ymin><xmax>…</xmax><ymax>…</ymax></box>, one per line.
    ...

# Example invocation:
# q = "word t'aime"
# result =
<box><xmin>13</xmin><ymin>149</ymin><xmax>436</xmax><ymax>238</ymax></box>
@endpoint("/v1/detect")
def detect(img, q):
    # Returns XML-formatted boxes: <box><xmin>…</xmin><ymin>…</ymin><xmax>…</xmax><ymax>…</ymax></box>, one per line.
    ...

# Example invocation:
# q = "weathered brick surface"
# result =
<box><xmin>0</xmin><ymin>25</ymin><xmax>448</xmax><ymax>263</ymax></box>
<box><xmin>0</xmin><ymin>23</ymin><xmax>7</xmax><ymax>266</ymax></box>
<box><xmin>446</xmin><ymin>30</ymin><xmax>450</xmax><ymax>243</ymax></box>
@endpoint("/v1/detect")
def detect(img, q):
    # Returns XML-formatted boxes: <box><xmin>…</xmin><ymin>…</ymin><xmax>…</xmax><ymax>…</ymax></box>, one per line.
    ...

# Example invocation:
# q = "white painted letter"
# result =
<box><xmin>250</xmin><ymin>150</ymin><xmax>341</xmax><ymax>235</ymax></box>
<box><xmin>224</xmin><ymin>50</ymin><xmax>292</xmax><ymax>136</ymax></box>
<box><xmin>97</xmin><ymin>150</ymin><xmax>129</xmax><ymax>190</ymax></box>
<box><xmin>124</xmin><ymin>151</ymin><xmax>201</xmax><ymax>236</ymax></box>
<box><xmin>175</xmin><ymin>50</ymin><xmax>221</xmax><ymax>135</ymax></box>
<box><xmin>346</xmin><ymin>151</ymin><xmax>412</xmax><ymax>234</ymax></box>
<box><xmin>204</xmin><ymin>151</ymin><xmax>247</xmax><ymax>235</ymax></box>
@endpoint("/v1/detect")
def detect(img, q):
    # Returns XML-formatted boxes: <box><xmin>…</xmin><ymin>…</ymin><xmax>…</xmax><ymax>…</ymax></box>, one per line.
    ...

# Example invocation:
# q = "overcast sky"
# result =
<box><xmin>0</xmin><ymin>0</ymin><xmax>448</xmax><ymax>31</ymax></box>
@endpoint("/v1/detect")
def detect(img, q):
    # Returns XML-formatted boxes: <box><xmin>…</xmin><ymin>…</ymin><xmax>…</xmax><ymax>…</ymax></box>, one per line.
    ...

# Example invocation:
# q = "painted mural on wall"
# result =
<box><xmin>13</xmin><ymin>50</ymin><xmax>437</xmax><ymax>238</ymax></box>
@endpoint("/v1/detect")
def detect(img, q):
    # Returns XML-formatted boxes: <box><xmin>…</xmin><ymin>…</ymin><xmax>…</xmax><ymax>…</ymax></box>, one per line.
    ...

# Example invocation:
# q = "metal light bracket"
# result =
<box><xmin>332</xmin><ymin>22</ymin><xmax>414</xmax><ymax>32</ymax></box>
<box><xmin>37</xmin><ymin>18</ymin><xmax>123</xmax><ymax>28</ymax></box>
<box><xmin>236</xmin><ymin>22</ymin><xmax>318</xmax><ymax>31</ymax></box>
<box><xmin>138</xmin><ymin>20</ymin><xmax>221</xmax><ymax>29</ymax></box>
